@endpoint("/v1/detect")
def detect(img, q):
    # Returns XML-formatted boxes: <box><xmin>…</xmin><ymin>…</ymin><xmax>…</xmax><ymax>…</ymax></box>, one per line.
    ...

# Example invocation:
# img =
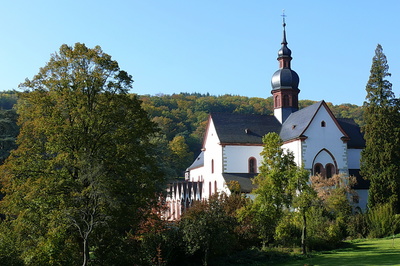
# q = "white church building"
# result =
<box><xmin>166</xmin><ymin>20</ymin><xmax>367</xmax><ymax>220</ymax></box>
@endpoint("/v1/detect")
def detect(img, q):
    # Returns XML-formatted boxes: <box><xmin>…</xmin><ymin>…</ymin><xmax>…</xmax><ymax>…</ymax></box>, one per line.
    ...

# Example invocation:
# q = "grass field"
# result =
<box><xmin>274</xmin><ymin>236</ymin><xmax>400</xmax><ymax>266</ymax></box>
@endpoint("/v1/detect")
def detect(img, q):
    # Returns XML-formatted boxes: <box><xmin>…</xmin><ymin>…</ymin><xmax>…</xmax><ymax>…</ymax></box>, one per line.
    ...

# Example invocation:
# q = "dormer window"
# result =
<box><xmin>321</xmin><ymin>121</ymin><xmax>326</xmax><ymax>127</ymax></box>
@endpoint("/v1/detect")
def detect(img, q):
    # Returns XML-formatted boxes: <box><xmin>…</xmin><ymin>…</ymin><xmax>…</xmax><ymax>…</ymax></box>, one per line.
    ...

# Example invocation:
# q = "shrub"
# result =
<box><xmin>367</xmin><ymin>203</ymin><xmax>400</xmax><ymax>238</ymax></box>
<box><xmin>274</xmin><ymin>212</ymin><xmax>301</xmax><ymax>247</ymax></box>
<box><xmin>179</xmin><ymin>194</ymin><xmax>238</xmax><ymax>265</ymax></box>
<box><xmin>306</xmin><ymin>205</ymin><xmax>344</xmax><ymax>251</ymax></box>
<box><xmin>347</xmin><ymin>212</ymin><xmax>368</xmax><ymax>239</ymax></box>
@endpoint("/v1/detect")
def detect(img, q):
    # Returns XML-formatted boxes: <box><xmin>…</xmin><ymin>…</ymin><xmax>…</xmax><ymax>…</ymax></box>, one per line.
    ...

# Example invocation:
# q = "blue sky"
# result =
<box><xmin>1</xmin><ymin>0</ymin><xmax>399</xmax><ymax>106</ymax></box>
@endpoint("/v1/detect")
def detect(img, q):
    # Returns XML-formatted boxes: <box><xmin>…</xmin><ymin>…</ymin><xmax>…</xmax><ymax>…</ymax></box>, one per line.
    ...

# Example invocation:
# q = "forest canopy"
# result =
<box><xmin>0</xmin><ymin>91</ymin><xmax>363</xmax><ymax>178</ymax></box>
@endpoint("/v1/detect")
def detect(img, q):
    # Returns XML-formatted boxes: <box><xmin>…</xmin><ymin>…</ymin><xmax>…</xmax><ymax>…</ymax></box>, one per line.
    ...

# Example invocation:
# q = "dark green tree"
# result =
<box><xmin>179</xmin><ymin>193</ymin><xmax>238</xmax><ymax>266</ymax></box>
<box><xmin>0</xmin><ymin>43</ymin><xmax>164</xmax><ymax>265</ymax></box>
<box><xmin>360</xmin><ymin>44</ymin><xmax>400</xmax><ymax>212</ymax></box>
<box><xmin>0</xmin><ymin>109</ymin><xmax>19</xmax><ymax>164</ymax></box>
<box><xmin>240</xmin><ymin>132</ymin><xmax>315</xmax><ymax>249</ymax></box>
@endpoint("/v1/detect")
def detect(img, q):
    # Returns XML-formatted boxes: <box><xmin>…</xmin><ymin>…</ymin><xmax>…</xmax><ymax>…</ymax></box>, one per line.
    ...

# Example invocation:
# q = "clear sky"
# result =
<box><xmin>1</xmin><ymin>0</ymin><xmax>399</xmax><ymax>106</ymax></box>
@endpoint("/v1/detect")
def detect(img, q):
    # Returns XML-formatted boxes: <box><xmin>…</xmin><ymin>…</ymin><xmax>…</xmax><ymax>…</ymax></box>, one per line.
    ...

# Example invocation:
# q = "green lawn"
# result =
<box><xmin>274</xmin><ymin>237</ymin><xmax>400</xmax><ymax>266</ymax></box>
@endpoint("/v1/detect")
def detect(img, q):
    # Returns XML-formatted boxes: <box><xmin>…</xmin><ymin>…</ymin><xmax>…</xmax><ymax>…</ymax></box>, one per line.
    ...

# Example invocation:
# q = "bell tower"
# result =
<box><xmin>271</xmin><ymin>14</ymin><xmax>300</xmax><ymax>123</ymax></box>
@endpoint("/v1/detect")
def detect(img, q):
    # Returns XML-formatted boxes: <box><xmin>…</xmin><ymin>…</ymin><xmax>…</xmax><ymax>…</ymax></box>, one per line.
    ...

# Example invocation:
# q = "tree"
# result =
<box><xmin>243</xmin><ymin>133</ymin><xmax>303</xmax><ymax>246</ymax></box>
<box><xmin>310</xmin><ymin>174</ymin><xmax>356</xmax><ymax>248</ymax></box>
<box><xmin>361</xmin><ymin>44</ymin><xmax>400</xmax><ymax>212</ymax></box>
<box><xmin>238</xmin><ymin>132</ymin><xmax>318</xmax><ymax>253</ymax></box>
<box><xmin>168</xmin><ymin>135</ymin><xmax>194</xmax><ymax>177</ymax></box>
<box><xmin>179</xmin><ymin>193</ymin><xmax>238</xmax><ymax>266</ymax></box>
<box><xmin>249</xmin><ymin>132</ymin><xmax>297</xmax><ymax>245</ymax></box>
<box><xmin>0</xmin><ymin>43</ymin><xmax>164</xmax><ymax>265</ymax></box>
<box><xmin>291</xmin><ymin>167</ymin><xmax>316</xmax><ymax>255</ymax></box>
<box><xmin>0</xmin><ymin>109</ymin><xmax>19</xmax><ymax>164</ymax></box>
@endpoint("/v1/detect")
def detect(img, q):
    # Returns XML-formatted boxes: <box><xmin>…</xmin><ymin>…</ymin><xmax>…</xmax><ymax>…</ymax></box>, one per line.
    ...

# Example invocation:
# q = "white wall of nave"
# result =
<box><xmin>223</xmin><ymin>145</ymin><xmax>263</xmax><ymax>173</ymax></box>
<box><xmin>301</xmin><ymin>106</ymin><xmax>347</xmax><ymax>172</ymax></box>
<box><xmin>281</xmin><ymin>140</ymin><xmax>303</xmax><ymax>167</ymax></box>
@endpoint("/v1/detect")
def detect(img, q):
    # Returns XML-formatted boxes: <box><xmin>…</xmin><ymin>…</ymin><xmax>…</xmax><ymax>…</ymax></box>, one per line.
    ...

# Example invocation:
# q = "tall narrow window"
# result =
<box><xmin>283</xmin><ymin>95</ymin><xmax>289</xmax><ymax>107</ymax></box>
<box><xmin>274</xmin><ymin>95</ymin><xmax>279</xmax><ymax>107</ymax></box>
<box><xmin>214</xmin><ymin>181</ymin><xmax>217</xmax><ymax>193</ymax></box>
<box><xmin>314</xmin><ymin>163</ymin><xmax>323</xmax><ymax>176</ymax></box>
<box><xmin>209</xmin><ymin>182</ymin><xmax>212</xmax><ymax>197</ymax></box>
<box><xmin>249</xmin><ymin>157</ymin><xmax>256</xmax><ymax>173</ymax></box>
<box><xmin>211</xmin><ymin>159</ymin><xmax>214</xmax><ymax>174</ymax></box>
<box><xmin>326</xmin><ymin>163</ymin><xmax>335</xmax><ymax>178</ymax></box>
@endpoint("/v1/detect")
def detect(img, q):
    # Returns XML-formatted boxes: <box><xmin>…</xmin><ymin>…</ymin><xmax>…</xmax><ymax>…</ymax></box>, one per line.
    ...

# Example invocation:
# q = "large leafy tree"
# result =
<box><xmin>361</xmin><ymin>44</ymin><xmax>400</xmax><ymax>212</ymax></box>
<box><xmin>179</xmin><ymin>193</ymin><xmax>238</xmax><ymax>265</ymax></box>
<box><xmin>0</xmin><ymin>43</ymin><xmax>164</xmax><ymax>265</ymax></box>
<box><xmin>244</xmin><ymin>132</ymin><xmax>314</xmax><ymax>247</ymax></box>
<box><xmin>0</xmin><ymin>108</ymin><xmax>19</xmax><ymax>164</ymax></box>
<box><xmin>168</xmin><ymin>135</ymin><xmax>194</xmax><ymax>176</ymax></box>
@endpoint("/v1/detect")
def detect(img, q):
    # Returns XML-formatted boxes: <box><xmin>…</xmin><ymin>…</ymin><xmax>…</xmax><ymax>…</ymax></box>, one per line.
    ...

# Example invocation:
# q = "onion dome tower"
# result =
<box><xmin>271</xmin><ymin>15</ymin><xmax>300</xmax><ymax>123</ymax></box>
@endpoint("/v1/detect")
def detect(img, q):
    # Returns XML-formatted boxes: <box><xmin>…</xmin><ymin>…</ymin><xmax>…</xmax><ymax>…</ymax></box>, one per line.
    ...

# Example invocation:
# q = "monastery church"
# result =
<box><xmin>166</xmin><ymin>20</ymin><xmax>367</xmax><ymax>220</ymax></box>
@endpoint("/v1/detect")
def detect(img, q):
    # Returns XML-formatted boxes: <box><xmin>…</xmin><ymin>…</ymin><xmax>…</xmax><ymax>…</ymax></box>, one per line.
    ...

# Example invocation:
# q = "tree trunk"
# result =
<box><xmin>204</xmin><ymin>242</ymin><xmax>209</xmax><ymax>266</ymax></box>
<box><xmin>301</xmin><ymin>211</ymin><xmax>307</xmax><ymax>255</ymax></box>
<box><xmin>83</xmin><ymin>238</ymin><xmax>90</xmax><ymax>266</ymax></box>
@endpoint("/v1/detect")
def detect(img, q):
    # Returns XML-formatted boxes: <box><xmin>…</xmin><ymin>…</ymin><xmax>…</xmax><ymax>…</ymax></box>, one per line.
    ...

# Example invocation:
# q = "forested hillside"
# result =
<box><xmin>0</xmin><ymin>91</ymin><xmax>363</xmax><ymax>177</ymax></box>
<box><xmin>139</xmin><ymin>93</ymin><xmax>363</xmax><ymax>173</ymax></box>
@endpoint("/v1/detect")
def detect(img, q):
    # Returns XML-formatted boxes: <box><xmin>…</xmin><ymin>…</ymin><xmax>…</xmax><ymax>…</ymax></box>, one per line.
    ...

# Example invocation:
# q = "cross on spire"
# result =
<box><xmin>281</xmin><ymin>9</ymin><xmax>286</xmax><ymax>27</ymax></box>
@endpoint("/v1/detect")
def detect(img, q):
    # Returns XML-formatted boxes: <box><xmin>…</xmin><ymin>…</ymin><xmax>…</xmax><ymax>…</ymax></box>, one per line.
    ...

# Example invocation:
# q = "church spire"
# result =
<box><xmin>278</xmin><ymin>11</ymin><xmax>292</xmax><ymax>68</ymax></box>
<box><xmin>271</xmin><ymin>12</ymin><xmax>300</xmax><ymax>124</ymax></box>
<box><xmin>282</xmin><ymin>11</ymin><xmax>288</xmax><ymax>45</ymax></box>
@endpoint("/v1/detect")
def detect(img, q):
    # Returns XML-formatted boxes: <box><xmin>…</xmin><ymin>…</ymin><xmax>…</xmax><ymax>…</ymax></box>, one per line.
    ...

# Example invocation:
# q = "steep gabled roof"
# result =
<box><xmin>187</xmin><ymin>151</ymin><xmax>204</xmax><ymax>170</ymax></box>
<box><xmin>280</xmin><ymin>101</ymin><xmax>323</xmax><ymax>141</ymax></box>
<box><xmin>203</xmin><ymin>103</ymin><xmax>364</xmax><ymax>148</ymax></box>
<box><xmin>337</xmin><ymin>118</ymin><xmax>365</xmax><ymax>148</ymax></box>
<box><xmin>280</xmin><ymin>101</ymin><xmax>351</xmax><ymax>143</ymax></box>
<box><xmin>211</xmin><ymin>113</ymin><xmax>281</xmax><ymax>144</ymax></box>
<box><xmin>222</xmin><ymin>173</ymin><xmax>257</xmax><ymax>193</ymax></box>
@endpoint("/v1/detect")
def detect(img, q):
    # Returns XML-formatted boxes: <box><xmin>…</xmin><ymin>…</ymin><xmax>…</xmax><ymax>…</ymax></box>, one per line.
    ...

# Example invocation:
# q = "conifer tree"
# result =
<box><xmin>361</xmin><ymin>44</ymin><xmax>400</xmax><ymax>212</ymax></box>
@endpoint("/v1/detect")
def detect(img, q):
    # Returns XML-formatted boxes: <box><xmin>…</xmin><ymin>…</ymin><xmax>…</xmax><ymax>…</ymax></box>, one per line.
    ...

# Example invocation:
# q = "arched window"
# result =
<box><xmin>249</xmin><ymin>157</ymin><xmax>257</xmax><ymax>173</ymax></box>
<box><xmin>283</xmin><ymin>95</ymin><xmax>289</xmax><ymax>107</ymax></box>
<box><xmin>326</xmin><ymin>163</ymin><xmax>335</xmax><ymax>178</ymax></box>
<box><xmin>321</xmin><ymin>121</ymin><xmax>326</xmax><ymax>127</ymax></box>
<box><xmin>211</xmin><ymin>159</ymin><xmax>214</xmax><ymax>174</ymax></box>
<box><xmin>274</xmin><ymin>95</ymin><xmax>279</xmax><ymax>107</ymax></box>
<box><xmin>312</xmin><ymin>149</ymin><xmax>338</xmax><ymax>179</ymax></box>
<box><xmin>314</xmin><ymin>163</ymin><xmax>323</xmax><ymax>176</ymax></box>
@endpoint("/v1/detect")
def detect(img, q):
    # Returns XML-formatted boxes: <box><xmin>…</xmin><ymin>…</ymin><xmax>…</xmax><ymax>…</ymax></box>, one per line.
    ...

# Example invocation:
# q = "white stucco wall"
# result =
<box><xmin>281</xmin><ymin>140</ymin><xmax>302</xmax><ymax>166</ymax></box>
<box><xmin>188</xmin><ymin>167</ymin><xmax>203</xmax><ymax>182</ymax></box>
<box><xmin>347</xmin><ymin>148</ymin><xmax>362</xmax><ymax>169</ymax></box>
<box><xmin>223</xmin><ymin>145</ymin><xmax>263</xmax><ymax>173</ymax></box>
<box><xmin>274</xmin><ymin>108</ymin><xmax>283</xmax><ymax>124</ymax></box>
<box><xmin>301</xmin><ymin>106</ymin><xmax>348</xmax><ymax>173</ymax></box>
<box><xmin>201</xmin><ymin>118</ymin><xmax>231</xmax><ymax>198</ymax></box>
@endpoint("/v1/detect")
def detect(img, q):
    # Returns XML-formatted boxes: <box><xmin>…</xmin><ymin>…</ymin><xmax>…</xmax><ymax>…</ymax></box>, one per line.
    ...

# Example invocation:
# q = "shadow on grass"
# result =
<box><xmin>276</xmin><ymin>238</ymin><xmax>400</xmax><ymax>266</ymax></box>
<box><xmin>209</xmin><ymin>247</ymin><xmax>307</xmax><ymax>266</ymax></box>
<box><xmin>209</xmin><ymin>238</ymin><xmax>400</xmax><ymax>266</ymax></box>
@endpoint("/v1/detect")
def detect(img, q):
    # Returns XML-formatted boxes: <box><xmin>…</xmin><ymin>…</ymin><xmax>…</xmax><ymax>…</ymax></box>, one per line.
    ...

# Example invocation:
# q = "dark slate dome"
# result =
<box><xmin>271</xmin><ymin>68</ymin><xmax>299</xmax><ymax>90</ymax></box>
<box><xmin>278</xmin><ymin>44</ymin><xmax>292</xmax><ymax>57</ymax></box>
